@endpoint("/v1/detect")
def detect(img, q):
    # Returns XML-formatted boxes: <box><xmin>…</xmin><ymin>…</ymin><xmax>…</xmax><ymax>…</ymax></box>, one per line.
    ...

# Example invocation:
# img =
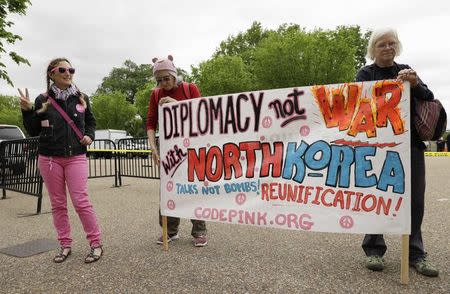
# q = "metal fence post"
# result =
<box><xmin>0</xmin><ymin>138</ymin><xmax>43</xmax><ymax>208</ymax></box>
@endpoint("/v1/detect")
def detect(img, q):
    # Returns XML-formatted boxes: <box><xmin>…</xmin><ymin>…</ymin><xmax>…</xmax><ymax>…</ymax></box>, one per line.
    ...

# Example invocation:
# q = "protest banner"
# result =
<box><xmin>159</xmin><ymin>80</ymin><xmax>411</xmax><ymax>234</ymax></box>
<box><xmin>159</xmin><ymin>80</ymin><xmax>412</xmax><ymax>283</ymax></box>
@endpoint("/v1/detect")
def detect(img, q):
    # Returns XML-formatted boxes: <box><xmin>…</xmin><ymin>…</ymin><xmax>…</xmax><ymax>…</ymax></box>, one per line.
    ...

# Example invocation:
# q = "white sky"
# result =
<box><xmin>1</xmin><ymin>0</ymin><xmax>449</xmax><ymax>116</ymax></box>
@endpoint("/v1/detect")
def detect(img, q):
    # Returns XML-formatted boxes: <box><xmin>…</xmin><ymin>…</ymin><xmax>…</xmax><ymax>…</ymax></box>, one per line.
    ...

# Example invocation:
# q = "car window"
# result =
<box><xmin>0</xmin><ymin>127</ymin><xmax>25</xmax><ymax>140</ymax></box>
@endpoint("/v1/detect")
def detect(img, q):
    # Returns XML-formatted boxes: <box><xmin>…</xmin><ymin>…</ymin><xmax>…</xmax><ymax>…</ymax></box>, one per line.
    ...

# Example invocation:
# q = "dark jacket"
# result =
<box><xmin>355</xmin><ymin>62</ymin><xmax>434</xmax><ymax>149</ymax></box>
<box><xmin>22</xmin><ymin>89</ymin><xmax>96</xmax><ymax>157</ymax></box>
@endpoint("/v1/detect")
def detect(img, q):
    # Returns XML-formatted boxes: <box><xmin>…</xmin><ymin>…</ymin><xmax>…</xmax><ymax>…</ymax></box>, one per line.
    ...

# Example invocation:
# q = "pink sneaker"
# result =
<box><xmin>193</xmin><ymin>235</ymin><xmax>208</xmax><ymax>247</ymax></box>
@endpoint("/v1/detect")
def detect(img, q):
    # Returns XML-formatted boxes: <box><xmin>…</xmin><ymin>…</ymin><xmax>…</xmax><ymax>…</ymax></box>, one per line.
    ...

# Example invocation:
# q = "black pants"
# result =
<box><xmin>159</xmin><ymin>210</ymin><xmax>207</xmax><ymax>238</ymax></box>
<box><xmin>362</xmin><ymin>145</ymin><xmax>425</xmax><ymax>262</ymax></box>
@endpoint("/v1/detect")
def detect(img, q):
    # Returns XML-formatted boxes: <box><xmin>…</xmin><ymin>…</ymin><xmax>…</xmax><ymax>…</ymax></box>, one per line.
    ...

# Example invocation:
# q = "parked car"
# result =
<box><xmin>0</xmin><ymin>125</ymin><xmax>27</xmax><ymax>176</ymax></box>
<box><xmin>0</xmin><ymin>124</ymin><xmax>26</xmax><ymax>143</ymax></box>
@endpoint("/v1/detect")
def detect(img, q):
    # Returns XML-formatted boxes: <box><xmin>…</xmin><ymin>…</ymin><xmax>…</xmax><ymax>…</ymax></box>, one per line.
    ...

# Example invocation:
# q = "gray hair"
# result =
<box><xmin>366</xmin><ymin>28</ymin><xmax>403</xmax><ymax>60</ymax></box>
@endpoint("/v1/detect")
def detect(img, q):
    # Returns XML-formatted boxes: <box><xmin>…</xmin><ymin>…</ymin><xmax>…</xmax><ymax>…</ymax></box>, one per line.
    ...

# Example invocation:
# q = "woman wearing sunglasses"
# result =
<box><xmin>18</xmin><ymin>58</ymin><xmax>103</xmax><ymax>263</ymax></box>
<box><xmin>146</xmin><ymin>55</ymin><xmax>208</xmax><ymax>247</ymax></box>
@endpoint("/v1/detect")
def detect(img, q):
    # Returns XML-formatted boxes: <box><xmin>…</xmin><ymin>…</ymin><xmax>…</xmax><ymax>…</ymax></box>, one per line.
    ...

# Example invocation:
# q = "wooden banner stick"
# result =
<box><xmin>400</xmin><ymin>234</ymin><xmax>409</xmax><ymax>284</ymax></box>
<box><xmin>162</xmin><ymin>215</ymin><xmax>169</xmax><ymax>251</ymax></box>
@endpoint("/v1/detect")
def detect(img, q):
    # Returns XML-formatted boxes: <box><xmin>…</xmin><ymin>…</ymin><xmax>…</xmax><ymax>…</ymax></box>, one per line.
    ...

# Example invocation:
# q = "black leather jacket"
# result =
<box><xmin>22</xmin><ymin>90</ymin><xmax>96</xmax><ymax>157</ymax></box>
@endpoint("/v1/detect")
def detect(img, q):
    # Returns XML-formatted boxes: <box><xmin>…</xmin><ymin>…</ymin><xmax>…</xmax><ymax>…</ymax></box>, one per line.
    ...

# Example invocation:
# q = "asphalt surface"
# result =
<box><xmin>0</xmin><ymin>157</ymin><xmax>449</xmax><ymax>293</ymax></box>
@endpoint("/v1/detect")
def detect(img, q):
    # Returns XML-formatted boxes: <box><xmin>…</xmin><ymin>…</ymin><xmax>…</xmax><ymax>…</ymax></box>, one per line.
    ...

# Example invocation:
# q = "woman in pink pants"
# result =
<box><xmin>18</xmin><ymin>58</ymin><xmax>103</xmax><ymax>263</ymax></box>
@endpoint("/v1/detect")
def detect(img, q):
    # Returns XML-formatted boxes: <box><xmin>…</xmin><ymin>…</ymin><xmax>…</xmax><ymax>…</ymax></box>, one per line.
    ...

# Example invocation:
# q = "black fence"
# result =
<box><xmin>1</xmin><ymin>137</ymin><xmax>160</xmax><ymax>214</ymax></box>
<box><xmin>116</xmin><ymin>137</ymin><xmax>159</xmax><ymax>186</ymax></box>
<box><xmin>87</xmin><ymin>139</ymin><xmax>119</xmax><ymax>186</ymax></box>
<box><xmin>87</xmin><ymin>137</ymin><xmax>159</xmax><ymax>186</ymax></box>
<box><xmin>0</xmin><ymin>137</ymin><xmax>43</xmax><ymax>213</ymax></box>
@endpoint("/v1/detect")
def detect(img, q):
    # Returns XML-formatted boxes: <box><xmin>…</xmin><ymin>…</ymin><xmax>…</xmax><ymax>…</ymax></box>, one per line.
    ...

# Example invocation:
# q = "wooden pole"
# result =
<box><xmin>400</xmin><ymin>234</ymin><xmax>409</xmax><ymax>284</ymax></box>
<box><xmin>162</xmin><ymin>215</ymin><xmax>169</xmax><ymax>251</ymax></box>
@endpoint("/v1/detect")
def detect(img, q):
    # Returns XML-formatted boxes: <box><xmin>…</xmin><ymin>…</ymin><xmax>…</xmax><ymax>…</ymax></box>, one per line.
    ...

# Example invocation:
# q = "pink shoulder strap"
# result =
<box><xmin>43</xmin><ymin>93</ymin><xmax>84</xmax><ymax>140</ymax></box>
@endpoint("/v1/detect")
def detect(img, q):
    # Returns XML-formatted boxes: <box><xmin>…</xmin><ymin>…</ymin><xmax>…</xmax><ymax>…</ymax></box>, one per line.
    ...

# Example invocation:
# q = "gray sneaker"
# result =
<box><xmin>365</xmin><ymin>255</ymin><xmax>385</xmax><ymax>271</ymax></box>
<box><xmin>156</xmin><ymin>233</ymin><xmax>179</xmax><ymax>245</ymax></box>
<box><xmin>412</xmin><ymin>258</ymin><xmax>439</xmax><ymax>277</ymax></box>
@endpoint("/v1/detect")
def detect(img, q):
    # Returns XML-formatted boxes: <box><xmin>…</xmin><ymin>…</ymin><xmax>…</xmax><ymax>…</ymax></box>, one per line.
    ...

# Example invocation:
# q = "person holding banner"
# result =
<box><xmin>146</xmin><ymin>55</ymin><xmax>208</xmax><ymax>247</ymax></box>
<box><xmin>18</xmin><ymin>58</ymin><xmax>103</xmax><ymax>263</ymax></box>
<box><xmin>356</xmin><ymin>28</ymin><xmax>439</xmax><ymax>277</ymax></box>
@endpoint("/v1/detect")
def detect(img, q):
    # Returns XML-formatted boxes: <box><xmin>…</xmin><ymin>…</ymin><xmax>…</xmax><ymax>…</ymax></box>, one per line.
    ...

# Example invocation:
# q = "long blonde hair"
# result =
<box><xmin>38</xmin><ymin>58</ymin><xmax>86</xmax><ymax>113</ymax></box>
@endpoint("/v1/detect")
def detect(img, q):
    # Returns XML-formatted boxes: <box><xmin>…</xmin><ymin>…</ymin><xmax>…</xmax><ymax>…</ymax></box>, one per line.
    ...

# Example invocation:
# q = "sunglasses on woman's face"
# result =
<box><xmin>51</xmin><ymin>67</ymin><xmax>76</xmax><ymax>74</ymax></box>
<box><xmin>156</xmin><ymin>75</ymin><xmax>172</xmax><ymax>84</ymax></box>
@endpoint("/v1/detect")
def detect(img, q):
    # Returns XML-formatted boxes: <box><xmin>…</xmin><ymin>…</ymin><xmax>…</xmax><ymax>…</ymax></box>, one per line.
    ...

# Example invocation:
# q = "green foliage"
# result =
<box><xmin>134</xmin><ymin>81</ymin><xmax>157</xmax><ymax>136</ymax></box>
<box><xmin>176</xmin><ymin>67</ymin><xmax>192</xmax><ymax>83</ymax></box>
<box><xmin>333</xmin><ymin>26</ymin><xmax>371</xmax><ymax>72</ymax></box>
<box><xmin>192</xmin><ymin>22</ymin><xmax>369</xmax><ymax>94</ymax></box>
<box><xmin>91</xmin><ymin>91</ymin><xmax>137</xmax><ymax>135</ymax></box>
<box><xmin>214</xmin><ymin>21</ymin><xmax>270</xmax><ymax>66</ymax></box>
<box><xmin>125</xmin><ymin>116</ymin><xmax>145</xmax><ymax>138</ymax></box>
<box><xmin>252</xmin><ymin>28</ymin><xmax>359</xmax><ymax>89</ymax></box>
<box><xmin>134</xmin><ymin>82</ymin><xmax>155</xmax><ymax>123</ymax></box>
<box><xmin>0</xmin><ymin>0</ymin><xmax>31</xmax><ymax>86</ymax></box>
<box><xmin>194</xmin><ymin>55</ymin><xmax>253</xmax><ymax>96</ymax></box>
<box><xmin>96</xmin><ymin>60</ymin><xmax>152</xmax><ymax>103</ymax></box>
<box><xmin>0</xmin><ymin>94</ymin><xmax>25</xmax><ymax>133</ymax></box>
<box><xmin>96</xmin><ymin>60</ymin><xmax>191</xmax><ymax>103</ymax></box>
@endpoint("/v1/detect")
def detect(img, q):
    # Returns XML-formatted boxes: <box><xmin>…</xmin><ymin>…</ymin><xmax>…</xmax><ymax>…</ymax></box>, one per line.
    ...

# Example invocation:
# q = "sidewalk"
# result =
<box><xmin>0</xmin><ymin>158</ymin><xmax>449</xmax><ymax>293</ymax></box>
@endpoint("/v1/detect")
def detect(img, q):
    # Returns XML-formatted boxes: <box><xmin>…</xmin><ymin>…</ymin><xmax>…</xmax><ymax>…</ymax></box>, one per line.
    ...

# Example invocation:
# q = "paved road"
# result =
<box><xmin>0</xmin><ymin>157</ymin><xmax>449</xmax><ymax>293</ymax></box>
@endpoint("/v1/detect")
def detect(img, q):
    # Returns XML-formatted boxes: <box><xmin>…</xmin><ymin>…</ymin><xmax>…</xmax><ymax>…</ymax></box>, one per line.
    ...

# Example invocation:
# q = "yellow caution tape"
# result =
<box><xmin>425</xmin><ymin>152</ymin><xmax>450</xmax><ymax>156</ymax></box>
<box><xmin>87</xmin><ymin>149</ymin><xmax>153</xmax><ymax>153</ymax></box>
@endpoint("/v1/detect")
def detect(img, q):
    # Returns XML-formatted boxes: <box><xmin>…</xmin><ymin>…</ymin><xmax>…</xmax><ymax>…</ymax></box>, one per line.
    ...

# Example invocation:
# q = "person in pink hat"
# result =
<box><xmin>146</xmin><ymin>55</ymin><xmax>208</xmax><ymax>247</ymax></box>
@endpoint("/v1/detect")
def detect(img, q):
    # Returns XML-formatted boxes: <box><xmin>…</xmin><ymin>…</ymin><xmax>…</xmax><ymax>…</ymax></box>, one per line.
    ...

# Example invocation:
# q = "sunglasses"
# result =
<box><xmin>51</xmin><ymin>67</ymin><xmax>76</xmax><ymax>74</ymax></box>
<box><xmin>156</xmin><ymin>76</ymin><xmax>172</xmax><ymax>84</ymax></box>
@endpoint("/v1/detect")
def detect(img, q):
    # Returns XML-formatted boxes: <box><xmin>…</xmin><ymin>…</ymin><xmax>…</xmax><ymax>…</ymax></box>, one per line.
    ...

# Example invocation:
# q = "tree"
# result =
<box><xmin>252</xmin><ymin>27</ymin><xmax>362</xmax><ymax>89</ymax></box>
<box><xmin>133</xmin><ymin>81</ymin><xmax>156</xmax><ymax>136</ymax></box>
<box><xmin>0</xmin><ymin>0</ymin><xmax>31</xmax><ymax>86</ymax></box>
<box><xmin>134</xmin><ymin>82</ymin><xmax>155</xmax><ymax>124</ymax></box>
<box><xmin>193</xmin><ymin>55</ymin><xmax>253</xmax><ymax>97</ymax></box>
<box><xmin>333</xmin><ymin>25</ymin><xmax>370</xmax><ymax>72</ymax></box>
<box><xmin>96</xmin><ymin>60</ymin><xmax>191</xmax><ymax>103</ymax></box>
<box><xmin>90</xmin><ymin>91</ymin><xmax>137</xmax><ymax>134</ymax></box>
<box><xmin>124</xmin><ymin>116</ymin><xmax>145</xmax><ymax>138</ymax></box>
<box><xmin>192</xmin><ymin>23</ymin><xmax>369</xmax><ymax>93</ymax></box>
<box><xmin>0</xmin><ymin>94</ymin><xmax>25</xmax><ymax>132</ymax></box>
<box><xmin>95</xmin><ymin>60</ymin><xmax>152</xmax><ymax>103</ymax></box>
<box><xmin>214</xmin><ymin>21</ymin><xmax>270</xmax><ymax>66</ymax></box>
<box><xmin>176</xmin><ymin>67</ymin><xmax>192</xmax><ymax>83</ymax></box>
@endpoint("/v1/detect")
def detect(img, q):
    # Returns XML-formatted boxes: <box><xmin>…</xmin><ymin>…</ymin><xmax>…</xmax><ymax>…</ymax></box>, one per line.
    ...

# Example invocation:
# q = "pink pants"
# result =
<box><xmin>38</xmin><ymin>154</ymin><xmax>101</xmax><ymax>248</ymax></box>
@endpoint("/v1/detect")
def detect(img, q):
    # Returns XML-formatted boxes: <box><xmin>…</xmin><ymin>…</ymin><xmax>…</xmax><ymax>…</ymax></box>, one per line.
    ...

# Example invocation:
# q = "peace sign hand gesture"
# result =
<box><xmin>18</xmin><ymin>88</ymin><xmax>33</xmax><ymax>111</ymax></box>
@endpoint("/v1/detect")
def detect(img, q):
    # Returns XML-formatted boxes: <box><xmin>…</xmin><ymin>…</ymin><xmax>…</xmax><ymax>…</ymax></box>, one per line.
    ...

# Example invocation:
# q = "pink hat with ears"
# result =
<box><xmin>152</xmin><ymin>55</ymin><xmax>177</xmax><ymax>78</ymax></box>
